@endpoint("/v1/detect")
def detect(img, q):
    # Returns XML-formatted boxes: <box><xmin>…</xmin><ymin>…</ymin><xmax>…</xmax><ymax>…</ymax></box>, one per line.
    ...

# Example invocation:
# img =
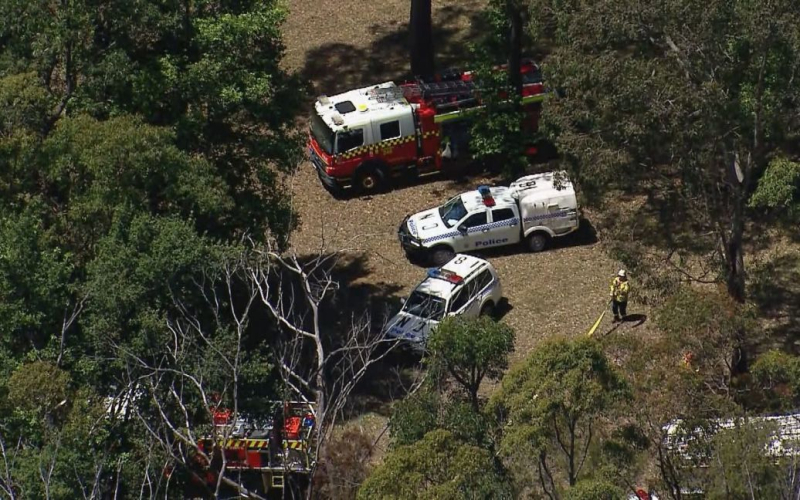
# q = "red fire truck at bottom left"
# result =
<box><xmin>178</xmin><ymin>401</ymin><xmax>317</xmax><ymax>498</ymax></box>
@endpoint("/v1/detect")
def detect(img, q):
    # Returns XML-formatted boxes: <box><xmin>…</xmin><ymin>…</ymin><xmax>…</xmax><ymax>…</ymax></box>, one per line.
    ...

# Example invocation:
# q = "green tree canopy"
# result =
<box><xmin>389</xmin><ymin>388</ymin><xmax>491</xmax><ymax>448</ymax></box>
<box><xmin>357</xmin><ymin>429</ymin><xmax>511</xmax><ymax>500</ymax></box>
<box><xmin>490</xmin><ymin>337</ymin><xmax>629</xmax><ymax>493</ymax></box>
<box><xmin>0</xmin><ymin>0</ymin><xmax>303</xmax><ymax>496</ymax></box>
<box><xmin>749</xmin><ymin>157</ymin><xmax>800</xmax><ymax>218</ymax></box>
<box><xmin>529</xmin><ymin>0</ymin><xmax>800</xmax><ymax>304</ymax></box>
<box><xmin>427</xmin><ymin>316</ymin><xmax>515</xmax><ymax>410</ymax></box>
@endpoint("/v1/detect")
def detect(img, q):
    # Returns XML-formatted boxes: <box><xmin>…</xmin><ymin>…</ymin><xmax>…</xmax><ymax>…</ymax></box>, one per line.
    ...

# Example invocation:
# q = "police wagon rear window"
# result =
<box><xmin>492</xmin><ymin>208</ymin><xmax>515</xmax><ymax>222</ymax></box>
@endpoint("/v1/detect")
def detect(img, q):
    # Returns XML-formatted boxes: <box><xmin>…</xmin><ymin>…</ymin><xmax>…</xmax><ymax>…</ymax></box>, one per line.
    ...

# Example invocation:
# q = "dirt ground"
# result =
<box><xmin>278</xmin><ymin>0</ymin><xmax>800</xmax><ymax>472</ymax></box>
<box><xmin>283</xmin><ymin>0</ymin><xmax>655</xmax><ymax>368</ymax></box>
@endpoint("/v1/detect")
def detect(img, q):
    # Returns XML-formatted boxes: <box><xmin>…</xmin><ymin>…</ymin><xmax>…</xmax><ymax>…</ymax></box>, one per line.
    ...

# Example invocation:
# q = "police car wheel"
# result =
<box><xmin>430</xmin><ymin>247</ymin><xmax>455</xmax><ymax>266</ymax></box>
<box><xmin>527</xmin><ymin>233</ymin><xmax>549</xmax><ymax>253</ymax></box>
<box><xmin>479</xmin><ymin>302</ymin><xmax>495</xmax><ymax>318</ymax></box>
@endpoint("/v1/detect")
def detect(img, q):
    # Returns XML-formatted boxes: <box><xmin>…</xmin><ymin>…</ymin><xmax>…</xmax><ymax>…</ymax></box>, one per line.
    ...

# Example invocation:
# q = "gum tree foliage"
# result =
<box><xmin>704</xmin><ymin>421</ymin><xmax>789</xmax><ymax>500</ymax></box>
<box><xmin>564</xmin><ymin>479</ymin><xmax>625</xmax><ymax>500</ymax></box>
<box><xmin>750</xmin><ymin>350</ymin><xmax>800</xmax><ymax>412</ymax></box>
<box><xmin>427</xmin><ymin>316</ymin><xmax>515</xmax><ymax>410</ymax></box>
<box><xmin>357</xmin><ymin>429</ymin><xmax>512</xmax><ymax>500</ymax></box>
<box><xmin>749</xmin><ymin>157</ymin><xmax>800</xmax><ymax>219</ymax></box>
<box><xmin>489</xmin><ymin>337</ymin><xmax>629</xmax><ymax>497</ymax></box>
<box><xmin>527</xmin><ymin>0</ymin><xmax>800</xmax><ymax>306</ymax></box>
<box><xmin>388</xmin><ymin>387</ymin><xmax>491</xmax><ymax>448</ymax></box>
<box><xmin>655</xmin><ymin>285</ymin><xmax>756</xmax><ymax>390</ymax></box>
<box><xmin>0</xmin><ymin>0</ymin><xmax>304</xmax><ymax>496</ymax></box>
<box><xmin>468</xmin><ymin>0</ymin><xmax>533</xmax><ymax>178</ymax></box>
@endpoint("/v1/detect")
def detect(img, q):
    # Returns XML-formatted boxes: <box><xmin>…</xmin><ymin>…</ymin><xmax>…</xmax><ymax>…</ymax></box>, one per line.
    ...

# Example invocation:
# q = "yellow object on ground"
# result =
<box><xmin>587</xmin><ymin>310</ymin><xmax>606</xmax><ymax>337</ymax></box>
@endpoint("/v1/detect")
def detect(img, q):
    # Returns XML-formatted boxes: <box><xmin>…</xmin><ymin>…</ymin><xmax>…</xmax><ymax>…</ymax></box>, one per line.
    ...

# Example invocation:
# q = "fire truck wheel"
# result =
<box><xmin>430</xmin><ymin>246</ymin><xmax>455</xmax><ymax>266</ymax></box>
<box><xmin>355</xmin><ymin>164</ymin><xmax>385</xmax><ymax>194</ymax></box>
<box><xmin>527</xmin><ymin>232</ymin><xmax>549</xmax><ymax>252</ymax></box>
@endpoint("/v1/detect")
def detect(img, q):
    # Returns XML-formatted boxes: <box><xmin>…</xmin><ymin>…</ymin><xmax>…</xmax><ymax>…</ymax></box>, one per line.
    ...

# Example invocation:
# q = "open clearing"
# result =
<box><xmin>283</xmin><ymin>0</ymin><xmax>656</xmax><ymax>368</ymax></box>
<box><xmin>282</xmin><ymin>0</ymin><xmax>656</xmax><ymax>367</ymax></box>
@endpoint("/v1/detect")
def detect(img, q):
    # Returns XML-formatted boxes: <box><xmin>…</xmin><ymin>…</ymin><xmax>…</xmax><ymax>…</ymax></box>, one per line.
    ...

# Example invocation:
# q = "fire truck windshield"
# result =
<box><xmin>439</xmin><ymin>196</ymin><xmax>468</xmax><ymax>228</ymax></box>
<box><xmin>310</xmin><ymin>113</ymin><xmax>335</xmax><ymax>155</ymax></box>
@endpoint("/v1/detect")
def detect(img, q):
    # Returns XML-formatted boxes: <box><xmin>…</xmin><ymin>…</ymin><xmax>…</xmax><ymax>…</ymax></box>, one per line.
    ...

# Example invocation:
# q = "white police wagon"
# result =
<box><xmin>398</xmin><ymin>171</ymin><xmax>579</xmax><ymax>265</ymax></box>
<box><xmin>385</xmin><ymin>254</ymin><xmax>503</xmax><ymax>350</ymax></box>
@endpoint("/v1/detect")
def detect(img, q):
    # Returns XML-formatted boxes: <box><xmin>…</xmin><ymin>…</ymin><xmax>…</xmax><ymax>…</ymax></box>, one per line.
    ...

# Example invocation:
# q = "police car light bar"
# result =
<box><xmin>427</xmin><ymin>268</ymin><xmax>463</xmax><ymax>284</ymax></box>
<box><xmin>477</xmin><ymin>185</ymin><xmax>495</xmax><ymax>207</ymax></box>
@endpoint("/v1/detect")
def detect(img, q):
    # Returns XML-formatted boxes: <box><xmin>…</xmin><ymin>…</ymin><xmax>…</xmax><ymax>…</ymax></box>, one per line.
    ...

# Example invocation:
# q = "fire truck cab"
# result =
<box><xmin>310</xmin><ymin>81</ymin><xmax>427</xmax><ymax>193</ymax></box>
<box><xmin>308</xmin><ymin>61</ymin><xmax>546</xmax><ymax>194</ymax></box>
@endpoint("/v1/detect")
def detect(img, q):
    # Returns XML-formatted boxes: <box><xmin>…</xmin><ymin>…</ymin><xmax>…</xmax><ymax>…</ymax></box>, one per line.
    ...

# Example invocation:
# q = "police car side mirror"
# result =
<box><xmin>457</xmin><ymin>224</ymin><xmax>467</xmax><ymax>233</ymax></box>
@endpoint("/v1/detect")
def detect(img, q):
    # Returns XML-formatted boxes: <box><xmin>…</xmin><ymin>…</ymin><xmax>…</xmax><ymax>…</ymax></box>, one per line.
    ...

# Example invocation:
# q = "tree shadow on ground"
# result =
<box><xmin>264</xmin><ymin>251</ymin><xmax>421</xmax><ymax>420</ymax></box>
<box><xmin>749</xmin><ymin>252</ymin><xmax>800</xmax><ymax>354</ymax></box>
<box><xmin>344</xmin><ymin>351</ymin><xmax>423</xmax><ymax>419</ymax></box>
<box><xmin>300</xmin><ymin>5</ymin><xmax>489</xmax><ymax>97</ymax></box>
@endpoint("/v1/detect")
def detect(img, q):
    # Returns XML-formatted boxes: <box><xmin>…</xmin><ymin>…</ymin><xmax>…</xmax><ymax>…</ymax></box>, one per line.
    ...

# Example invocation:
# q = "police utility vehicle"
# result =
<box><xmin>398</xmin><ymin>171</ymin><xmax>580</xmax><ymax>265</ymax></box>
<box><xmin>385</xmin><ymin>255</ymin><xmax>502</xmax><ymax>349</ymax></box>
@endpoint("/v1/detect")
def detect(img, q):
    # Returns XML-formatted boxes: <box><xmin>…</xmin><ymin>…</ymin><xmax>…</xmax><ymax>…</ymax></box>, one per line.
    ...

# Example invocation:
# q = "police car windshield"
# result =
<box><xmin>439</xmin><ymin>196</ymin><xmax>467</xmax><ymax>228</ymax></box>
<box><xmin>402</xmin><ymin>291</ymin><xmax>445</xmax><ymax>321</ymax></box>
<box><xmin>310</xmin><ymin>113</ymin><xmax>334</xmax><ymax>155</ymax></box>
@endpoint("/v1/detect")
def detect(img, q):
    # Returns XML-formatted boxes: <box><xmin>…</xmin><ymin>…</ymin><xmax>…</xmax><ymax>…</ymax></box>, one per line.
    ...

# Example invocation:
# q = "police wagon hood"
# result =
<box><xmin>407</xmin><ymin>208</ymin><xmax>449</xmax><ymax>241</ymax></box>
<box><xmin>385</xmin><ymin>311</ymin><xmax>436</xmax><ymax>344</ymax></box>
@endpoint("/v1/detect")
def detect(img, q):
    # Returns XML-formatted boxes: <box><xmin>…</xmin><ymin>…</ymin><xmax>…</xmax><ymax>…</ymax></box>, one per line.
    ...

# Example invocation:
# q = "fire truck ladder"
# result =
<box><xmin>368</xmin><ymin>86</ymin><xmax>405</xmax><ymax>104</ymax></box>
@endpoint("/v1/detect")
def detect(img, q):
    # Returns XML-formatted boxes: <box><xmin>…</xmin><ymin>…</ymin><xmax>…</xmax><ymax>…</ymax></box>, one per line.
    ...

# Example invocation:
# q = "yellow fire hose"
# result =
<box><xmin>586</xmin><ymin>300</ymin><xmax>612</xmax><ymax>337</ymax></box>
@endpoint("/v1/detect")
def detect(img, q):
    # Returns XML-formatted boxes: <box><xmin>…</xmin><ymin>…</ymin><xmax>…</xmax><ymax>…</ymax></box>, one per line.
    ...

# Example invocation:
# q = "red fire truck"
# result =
<box><xmin>190</xmin><ymin>401</ymin><xmax>317</xmax><ymax>496</ymax></box>
<box><xmin>308</xmin><ymin>60</ymin><xmax>546</xmax><ymax>194</ymax></box>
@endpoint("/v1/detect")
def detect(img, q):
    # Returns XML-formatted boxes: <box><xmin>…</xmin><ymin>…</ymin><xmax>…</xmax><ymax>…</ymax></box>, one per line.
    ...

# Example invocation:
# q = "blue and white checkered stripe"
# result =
<box><xmin>421</xmin><ymin>218</ymin><xmax>519</xmax><ymax>244</ymax></box>
<box><xmin>523</xmin><ymin>211</ymin><xmax>569</xmax><ymax>223</ymax></box>
<box><xmin>407</xmin><ymin>219</ymin><xmax>418</xmax><ymax>236</ymax></box>
<box><xmin>422</xmin><ymin>231</ymin><xmax>461</xmax><ymax>244</ymax></box>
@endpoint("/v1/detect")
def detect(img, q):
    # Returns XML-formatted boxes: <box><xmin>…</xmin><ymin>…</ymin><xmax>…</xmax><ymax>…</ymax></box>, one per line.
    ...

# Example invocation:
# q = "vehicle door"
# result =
<box><xmin>453</xmin><ymin>210</ymin><xmax>488</xmax><ymax>252</ymax></box>
<box><xmin>485</xmin><ymin>207</ymin><xmax>521</xmax><ymax>247</ymax></box>
<box><xmin>470</xmin><ymin>269</ymin><xmax>496</xmax><ymax>311</ymax></box>
<box><xmin>375</xmin><ymin>115</ymin><xmax>415</xmax><ymax>165</ymax></box>
<box><xmin>447</xmin><ymin>278</ymin><xmax>481</xmax><ymax>318</ymax></box>
<box><xmin>335</xmin><ymin>128</ymin><xmax>365</xmax><ymax>158</ymax></box>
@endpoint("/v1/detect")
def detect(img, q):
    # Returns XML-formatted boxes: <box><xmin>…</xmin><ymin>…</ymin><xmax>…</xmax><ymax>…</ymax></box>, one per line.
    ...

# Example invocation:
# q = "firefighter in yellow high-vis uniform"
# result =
<box><xmin>610</xmin><ymin>270</ymin><xmax>630</xmax><ymax>322</ymax></box>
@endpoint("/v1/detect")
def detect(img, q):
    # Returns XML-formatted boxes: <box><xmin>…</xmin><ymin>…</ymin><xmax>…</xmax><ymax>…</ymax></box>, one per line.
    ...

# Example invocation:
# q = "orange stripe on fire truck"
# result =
<box><xmin>222</xmin><ymin>439</ymin><xmax>270</xmax><ymax>449</ymax></box>
<box><xmin>336</xmin><ymin>134</ymin><xmax>426</xmax><ymax>160</ymax></box>
<box><xmin>284</xmin><ymin>440</ymin><xmax>305</xmax><ymax>450</ymax></box>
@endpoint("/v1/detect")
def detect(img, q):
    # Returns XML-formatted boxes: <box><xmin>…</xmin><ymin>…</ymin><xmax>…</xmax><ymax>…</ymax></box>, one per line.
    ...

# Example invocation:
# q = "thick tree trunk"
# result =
<box><xmin>725</xmin><ymin>186</ymin><xmax>748</xmax><ymax>375</ymax></box>
<box><xmin>410</xmin><ymin>0</ymin><xmax>434</xmax><ymax>79</ymax></box>
<box><xmin>507</xmin><ymin>0</ymin><xmax>523</xmax><ymax>97</ymax></box>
